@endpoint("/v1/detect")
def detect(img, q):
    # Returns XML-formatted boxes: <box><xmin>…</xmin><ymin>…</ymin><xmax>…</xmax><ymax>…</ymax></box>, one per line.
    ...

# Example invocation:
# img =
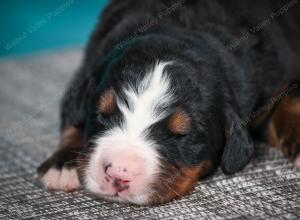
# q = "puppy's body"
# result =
<box><xmin>38</xmin><ymin>0</ymin><xmax>300</xmax><ymax>205</ymax></box>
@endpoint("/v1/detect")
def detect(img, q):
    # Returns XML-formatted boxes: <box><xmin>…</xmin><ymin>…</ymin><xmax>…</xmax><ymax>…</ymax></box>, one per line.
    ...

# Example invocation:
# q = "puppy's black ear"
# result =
<box><xmin>221</xmin><ymin>105</ymin><xmax>254</xmax><ymax>174</ymax></box>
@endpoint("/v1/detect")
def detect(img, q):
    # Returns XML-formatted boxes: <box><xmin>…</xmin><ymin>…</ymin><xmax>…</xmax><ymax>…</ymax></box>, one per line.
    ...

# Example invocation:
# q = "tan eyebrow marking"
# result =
<box><xmin>99</xmin><ymin>89</ymin><xmax>116</xmax><ymax>114</ymax></box>
<box><xmin>168</xmin><ymin>109</ymin><xmax>191</xmax><ymax>134</ymax></box>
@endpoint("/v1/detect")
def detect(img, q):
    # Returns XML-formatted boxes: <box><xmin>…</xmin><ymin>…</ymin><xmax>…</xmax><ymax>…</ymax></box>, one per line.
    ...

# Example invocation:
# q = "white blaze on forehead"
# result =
<box><xmin>118</xmin><ymin>61</ymin><xmax>173</xmax><ymax>137</ymax></box>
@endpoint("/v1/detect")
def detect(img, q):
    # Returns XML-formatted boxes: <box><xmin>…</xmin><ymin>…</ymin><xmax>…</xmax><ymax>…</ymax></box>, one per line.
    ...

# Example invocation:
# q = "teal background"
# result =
<box><xmin>0</xmin><ymin>0</ymin><xmax>109</xmax><ymax>57</ymax></box>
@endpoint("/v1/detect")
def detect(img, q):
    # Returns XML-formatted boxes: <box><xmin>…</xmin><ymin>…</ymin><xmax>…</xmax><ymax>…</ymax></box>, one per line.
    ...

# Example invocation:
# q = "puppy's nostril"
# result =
<box><xmin>104</xmin><ymin>162</ymin><xmax>112</xmax><ymax>174</ymax></box>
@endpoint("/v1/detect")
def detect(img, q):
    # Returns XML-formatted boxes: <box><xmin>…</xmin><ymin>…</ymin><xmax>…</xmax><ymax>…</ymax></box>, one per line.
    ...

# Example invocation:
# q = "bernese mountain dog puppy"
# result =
<box><xmin>37</xmin><ymin>0</ymin><xmax>300</xmax><ymax>205</ymax></box>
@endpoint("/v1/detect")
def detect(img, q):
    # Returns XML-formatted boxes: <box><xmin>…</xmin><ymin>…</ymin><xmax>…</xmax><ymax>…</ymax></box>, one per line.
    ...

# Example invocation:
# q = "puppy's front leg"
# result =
<box><xmin>37</xmin><ymin>126</ymin><xmax>84</xmax><ymax>192</ymax></box>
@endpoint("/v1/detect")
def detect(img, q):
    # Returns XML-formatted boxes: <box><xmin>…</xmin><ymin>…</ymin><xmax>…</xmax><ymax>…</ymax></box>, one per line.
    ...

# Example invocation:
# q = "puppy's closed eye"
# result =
<box><xmin>168</xmin><ymin>109</ymin><xmax>191</xmax><ymax>135</ymax></box>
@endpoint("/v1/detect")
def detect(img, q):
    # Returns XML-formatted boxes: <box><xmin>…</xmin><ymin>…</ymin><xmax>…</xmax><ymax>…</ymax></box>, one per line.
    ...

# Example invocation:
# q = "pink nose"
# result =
<box><xmin>100</xmin><ymin>146</ymin><xmax>148</xmax><ymax>194</ymax></box>
<box><xmin>104</xmin><ymin>163</ymin><xmax>131</xmax><ymax>192</ymax></box>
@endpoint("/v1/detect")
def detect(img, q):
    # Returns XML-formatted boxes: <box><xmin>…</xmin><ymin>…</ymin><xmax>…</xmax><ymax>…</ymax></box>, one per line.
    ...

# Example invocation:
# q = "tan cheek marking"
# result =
<box><xmin>60</xmin><ymin>126</ymin><xmax>84</xmax><ymax>149</ymax></box>
<box><xmin>168</xmin><ymin>110</ymin><xmax>191</xmax><ymax>134</ymax></box>
<box><xmin>99</xmin><ymin>89</ymin><xmax>116</xmax><ymax>114</ymax></box>
<box><xmin>149</xmin><ymin>160</ymin><xmax>213</xmax><ymax>204</ymax></box>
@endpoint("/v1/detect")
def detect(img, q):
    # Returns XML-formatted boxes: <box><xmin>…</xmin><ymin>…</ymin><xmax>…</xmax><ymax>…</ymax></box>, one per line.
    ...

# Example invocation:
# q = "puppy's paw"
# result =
<box><xmin>37</xmin><ymin>147</ymin><xmax>82</xmax><ymax>192</ymax></box>
<box><xmin>40</xmin><ymin>167</ymin><xmax>81</xmax><ymax>192</ymax></box>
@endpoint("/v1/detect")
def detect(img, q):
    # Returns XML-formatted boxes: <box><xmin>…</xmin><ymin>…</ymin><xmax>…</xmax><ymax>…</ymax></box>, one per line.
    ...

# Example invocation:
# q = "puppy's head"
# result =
<box><xmin>78</xmin><ymin>49</ymin><xmax>253</xmax><ymax>204</ymax></box>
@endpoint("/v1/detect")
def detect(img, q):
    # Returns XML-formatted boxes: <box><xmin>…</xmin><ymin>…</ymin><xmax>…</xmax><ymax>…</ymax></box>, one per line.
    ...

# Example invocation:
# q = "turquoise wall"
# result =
<box><xmin>0</xmin><ymin>0</ymin><xmax>109</xmax><ymax>57</ymax></box>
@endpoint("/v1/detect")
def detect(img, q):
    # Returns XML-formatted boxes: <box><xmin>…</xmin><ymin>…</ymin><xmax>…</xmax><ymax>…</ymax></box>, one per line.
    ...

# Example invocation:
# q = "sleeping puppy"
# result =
<box><xmin>37</xmin><ymin>0</ymin><xmax>300</xmax><ymax>205</ymax></box>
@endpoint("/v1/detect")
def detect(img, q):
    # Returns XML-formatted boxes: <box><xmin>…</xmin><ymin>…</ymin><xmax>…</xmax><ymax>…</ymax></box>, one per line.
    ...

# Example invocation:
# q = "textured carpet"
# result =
<box><xmin>0</xmin><ymin>49</ymin><xmax>299</xmax><ymax>219</ymax></box>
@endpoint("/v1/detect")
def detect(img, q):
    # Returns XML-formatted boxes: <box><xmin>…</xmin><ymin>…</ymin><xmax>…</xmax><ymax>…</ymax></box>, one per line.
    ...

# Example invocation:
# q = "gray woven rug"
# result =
<box><xmin>0</xmin><ymin>49</ymin><xmax>299</xmax><ymax>220</ymax></box>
